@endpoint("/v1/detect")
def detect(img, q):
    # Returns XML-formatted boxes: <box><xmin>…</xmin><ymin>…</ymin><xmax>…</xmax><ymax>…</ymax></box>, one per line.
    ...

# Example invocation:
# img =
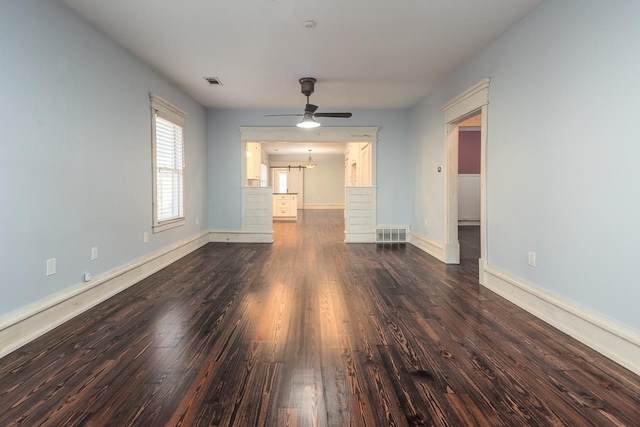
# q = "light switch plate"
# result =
<box><xmin>46</xmin><ymin>258</ymin><xmax>56</xmax><ymax>276</ymax></box>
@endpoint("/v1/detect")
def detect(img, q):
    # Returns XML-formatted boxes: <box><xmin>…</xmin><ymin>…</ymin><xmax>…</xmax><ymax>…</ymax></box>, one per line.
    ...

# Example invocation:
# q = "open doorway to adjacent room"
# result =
<box><xmin>442</xmin><ymin>79</ymin><xmax>488</xmax><ymax>282</ymax></box>
<box><xmin>240</xmin><ymin>127</ymin><xmax>378</xmax><ymax>244</ymax></box>
<box><xmin>457</xmin><ymin>113</ymin><xmax>481</xmax><ymax>264</ymax></box>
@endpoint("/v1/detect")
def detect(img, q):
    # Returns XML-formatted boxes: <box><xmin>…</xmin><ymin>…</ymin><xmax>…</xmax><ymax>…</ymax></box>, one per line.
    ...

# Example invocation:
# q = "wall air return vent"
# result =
<box><xmin>204</xmin><ymin>77</ymin><xmax>223</xmax><ymax>86</ymax></box>
<box><xmin>375</xmin><ymin>226</ymin><xmax>408</xmax><ymax>244</ymax></box>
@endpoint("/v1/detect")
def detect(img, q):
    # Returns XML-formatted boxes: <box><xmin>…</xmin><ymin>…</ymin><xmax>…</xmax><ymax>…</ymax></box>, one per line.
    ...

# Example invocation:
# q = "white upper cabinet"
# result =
<box><xmin>246</xmin><ymin>142</ymin><xmax>262</xmax><ymax>183</ymax></box>
<box><xmin>345</xmin><ymin>142</ymin><xmax>371</xmax><ymax>187</ymax></box>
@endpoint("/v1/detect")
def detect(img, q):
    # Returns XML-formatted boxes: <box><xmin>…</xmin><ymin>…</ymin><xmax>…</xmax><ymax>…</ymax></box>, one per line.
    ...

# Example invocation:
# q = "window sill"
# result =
<box><xmin>153</xmin><ymin>218</ymin><xmax>186</xmax><ymax>233</ymax></box>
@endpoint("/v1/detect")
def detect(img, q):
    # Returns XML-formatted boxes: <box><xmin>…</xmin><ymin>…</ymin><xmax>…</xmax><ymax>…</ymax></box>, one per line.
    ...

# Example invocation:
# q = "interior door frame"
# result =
<box><xmin>240</xmin><ymin>127</ymin><xmax>378</xmax><ymax>184</ymax></box>
<box><xmin>240</xmin><ymin>126</ymin><xmax>379</xmax><ymax>232</ymax></box>
<box><xmin>442</xmin><ymin>79</ymin><xmax>489</xmax><ymax>280</ymax></box>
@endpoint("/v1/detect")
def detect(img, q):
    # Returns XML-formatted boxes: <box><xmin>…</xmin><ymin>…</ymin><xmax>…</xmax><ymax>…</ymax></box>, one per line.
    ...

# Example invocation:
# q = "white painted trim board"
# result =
<box><xmin>407</xmin><ymin>234</ymin><xmax>640</xmax><ymax>375</ymax></box>
<box><xmin>483</xmin><ymin>264</ymin><xmax>640</xmax><ymax>376</ymax></box>
<box><xmin>408</xmin><ymin>231</ymin><xmax>446</xmax><ymax>262</ymax></box>
<box><xmin>0</xmin><ymin>232</ymin><xmax>210</xmax><ymax>359</ymax></box>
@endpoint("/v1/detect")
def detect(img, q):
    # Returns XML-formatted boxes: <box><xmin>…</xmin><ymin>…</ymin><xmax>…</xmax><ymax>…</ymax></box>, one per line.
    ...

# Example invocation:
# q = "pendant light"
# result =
<box><xmin>305</xmin><ymin>149</ymin><xmax>317</xmax><ymax>169</ymax></box>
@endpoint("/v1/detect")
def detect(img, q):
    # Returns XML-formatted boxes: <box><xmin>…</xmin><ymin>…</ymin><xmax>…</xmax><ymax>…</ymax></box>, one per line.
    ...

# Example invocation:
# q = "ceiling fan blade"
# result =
<box><xmin>264</xmin><ymin>114</ymin><xmax>304</xmax><ymax>117</ymax></box>
<box><xmin>313</xmin><ymin>112</ymin><xmax>353</xmax><ymax>118</ymax></box>
<box><xmin>268</xmin><ymin>79</ymin><xmax>352</xmax><ymax>120</ymax></box>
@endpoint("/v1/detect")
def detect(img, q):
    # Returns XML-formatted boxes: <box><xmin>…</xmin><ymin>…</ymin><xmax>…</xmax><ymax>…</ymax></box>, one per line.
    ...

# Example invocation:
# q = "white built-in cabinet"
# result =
<box><xmin>246</xmin><ymin>142</ymin><xmax>262</xmax><ymax>185</ymax></box>
<box><xmin>272</xmin><ymin>194</ymin><xmax>297</xmax><ymax>221</ymax></box>
<box><xmin>345</xmin><ymin>142</ymin><xmax>371</xmax><ymax>187</ymax></box>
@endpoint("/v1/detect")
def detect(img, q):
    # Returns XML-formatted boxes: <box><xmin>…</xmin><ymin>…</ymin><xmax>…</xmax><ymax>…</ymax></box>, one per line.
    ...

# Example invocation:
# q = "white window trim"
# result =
<box><xmin>151</xmin><ymin>94</ymin><xmax>186</xmax><ymax>233</ymax></box>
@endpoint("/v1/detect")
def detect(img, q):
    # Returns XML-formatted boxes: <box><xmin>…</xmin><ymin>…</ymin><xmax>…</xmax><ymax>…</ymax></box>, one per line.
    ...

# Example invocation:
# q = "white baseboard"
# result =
<box><xmin>8</xmin><ymin>228</ymin><xmax>637</xmax><ymax>380</ymax></box>
<box><xmin>483</xmin><ymin>265</ymin><xmax>640</xmax><ymax>376</ymax></box>
<box><xmin>344</xmin><ymin>232</ymin><xmax>376</xmax><ymax>243</ymax></box>
<box><xmin>0</xmin><ymin>232</ymin><xmax>211</xmax><ymax>359</ymax></box>
<box><xmin>408</xmin><ymin>231</ymin><xmax>446</xmax><ymax>262</ymax></box>
<box><xmin>303</xmin><ymin>204</ymin><xmax>345</xmax><ymax>210</ymax></box>
<box><xmin>209</xmin><ymin>230</ymin><xmax>273</xmax><ymax>243</ymax></box>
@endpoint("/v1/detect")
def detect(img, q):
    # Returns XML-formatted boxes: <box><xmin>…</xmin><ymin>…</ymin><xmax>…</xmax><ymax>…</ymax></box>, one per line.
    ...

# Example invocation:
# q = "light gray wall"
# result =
<box><xmin>270</xmin><ymin>153</ymin><xmax>345</xmax><ymax>205</ymax></box>
<box><xmin>409</xmin><ymin>0</ymin><xmax>640</xmax><ymax>329</ymax></box>
<box><xmin>303</xmin><ymin>154</ymin><xmax>344</xmax><ymax>206</ymax></box>
<box><xmin>207</xmin><ymin>109</ymin><xmax>411</xmax><ymax>229</ymax></box>
<box><xmin>0</xmin><ymin>1</ymin><xmax>208</xmax><ymax>317</ymax></box>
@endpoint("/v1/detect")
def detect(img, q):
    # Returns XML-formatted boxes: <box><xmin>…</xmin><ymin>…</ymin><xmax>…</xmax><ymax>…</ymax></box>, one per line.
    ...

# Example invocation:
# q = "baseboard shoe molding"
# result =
<box><xmin>209</xmin><ymin>230</ymin><xmax>273</xmax><ymax>243</ymax></box>
<box><xmin>408</xmin><ymin>231</ymin><xmax>446</xmax><ymax>262</ymax></box>
<box><xmin>303</xmin><ymin>204</ymin><xmax>345</xmax><ymax>210</ymax></box>
<box><xmin>0</xmin><ymin>232</ymin><xmax>211</xmax><ymax>359</ymax></box>
<box><xmin>483</xmin><ymin>265</ymin><xmax>640</xmax><ymax>376</ymax></box>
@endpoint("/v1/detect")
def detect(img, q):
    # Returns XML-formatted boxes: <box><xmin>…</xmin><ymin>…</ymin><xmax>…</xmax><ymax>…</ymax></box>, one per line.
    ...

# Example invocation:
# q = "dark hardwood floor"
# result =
<box><xmin>1</xmin><ymin>211</ymin><xmax>639</xmax><ymax>426</ymax></box>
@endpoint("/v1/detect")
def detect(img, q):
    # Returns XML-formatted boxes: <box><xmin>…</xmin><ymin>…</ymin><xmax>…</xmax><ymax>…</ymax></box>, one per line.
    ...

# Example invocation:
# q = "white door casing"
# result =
<box><xmin>441</xmin><ymin>79</ymin><xmax>489</xmax><ymax>275</ymax></box>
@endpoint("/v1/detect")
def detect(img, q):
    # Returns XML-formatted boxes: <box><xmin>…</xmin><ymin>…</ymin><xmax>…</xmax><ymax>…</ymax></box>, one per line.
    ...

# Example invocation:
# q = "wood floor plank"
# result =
<box><xmin>0</xmin><ymin>212</ymin><xmax>638</xmax><ymax>426</ymax></box>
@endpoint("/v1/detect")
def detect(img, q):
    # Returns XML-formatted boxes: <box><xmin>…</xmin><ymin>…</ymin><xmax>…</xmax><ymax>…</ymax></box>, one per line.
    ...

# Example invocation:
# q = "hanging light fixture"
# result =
<box><xmin>296</xmin><ymin>112</ymin><xmax>320</xmax><ymax>128</ymax></box>
<box><xmin>305</xmin><ymin>149</ymin><xmax>317</xmax><ymax>169</ymax></box>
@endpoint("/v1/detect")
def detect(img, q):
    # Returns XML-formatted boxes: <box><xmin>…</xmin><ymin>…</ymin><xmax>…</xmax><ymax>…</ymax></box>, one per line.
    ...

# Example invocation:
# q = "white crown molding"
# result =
<box><xmin>442</xmin><ymin>78</ymin><xmax>490</xmax><ymax>123</ymax></box>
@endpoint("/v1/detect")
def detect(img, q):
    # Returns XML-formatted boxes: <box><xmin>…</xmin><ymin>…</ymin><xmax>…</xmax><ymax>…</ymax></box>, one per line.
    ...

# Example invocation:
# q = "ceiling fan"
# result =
<box><xmin>266</xmin><ymin>78</ymin><xmax>352</xmax><ymax>128</ymax></box>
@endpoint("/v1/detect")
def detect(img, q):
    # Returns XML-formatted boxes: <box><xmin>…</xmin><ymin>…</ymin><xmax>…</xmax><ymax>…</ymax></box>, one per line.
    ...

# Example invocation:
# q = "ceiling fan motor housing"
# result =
<box><xmin>299</xmin><ymin>77</ymin><xmax>316</xmax><ymax>97</ymax></box>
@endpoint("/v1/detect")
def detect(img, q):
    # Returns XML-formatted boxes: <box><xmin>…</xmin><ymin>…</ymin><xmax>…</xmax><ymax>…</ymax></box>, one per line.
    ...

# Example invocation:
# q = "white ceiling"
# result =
<box><xmin>61</xmin><ymin>0</ymin><xmax>543</xmax><ymax>112</ymax></box>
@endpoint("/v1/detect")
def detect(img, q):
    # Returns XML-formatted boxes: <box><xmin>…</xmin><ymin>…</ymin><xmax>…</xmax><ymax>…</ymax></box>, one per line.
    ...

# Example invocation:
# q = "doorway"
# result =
<box><xmin>457</xmin><ymin>113</ymin><xmax>482</xmax><ymax>265</ymax></box>
<box><xmin>239</xmin><ymin>127</ymin><xmax>379</xmax><ymax>243</ymax></box>
<box><xmin>272</xmin><ymin>166</ymin><xmax>304</xmax><ymax>209</ymax></box>
<box><xmin>442</xmin><ymin>79</ymin><xmax>489</xmax><ymax>283</ymax></box>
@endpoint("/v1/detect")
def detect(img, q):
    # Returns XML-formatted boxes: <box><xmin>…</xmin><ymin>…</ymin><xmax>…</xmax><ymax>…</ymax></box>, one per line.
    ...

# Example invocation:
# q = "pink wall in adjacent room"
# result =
<box><xmin>458</xmin><ymin>130</ymin><xmax>480</xmax><ymax>174</ymax></box>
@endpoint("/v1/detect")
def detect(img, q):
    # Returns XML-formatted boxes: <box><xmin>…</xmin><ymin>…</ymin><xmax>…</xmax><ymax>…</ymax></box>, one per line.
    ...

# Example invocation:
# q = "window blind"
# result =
<box><xmin>155</xmin><ymin>115</ymin><xmax>184</xmax><ymax>222</ymax></box>
<box><xmin>150</xmin><ymin>94</ymin><xmax>186</xmax><ymax>232</ymax></box>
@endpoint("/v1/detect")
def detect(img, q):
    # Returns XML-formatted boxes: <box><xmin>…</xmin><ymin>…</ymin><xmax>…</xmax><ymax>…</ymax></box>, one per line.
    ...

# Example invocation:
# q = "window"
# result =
<box><xmin>151</xmin><ymin>95</ymin><xmax>186</xmax><ymax>232</ymax></box>
<box><xmin>260</xmin><ymin>163</ymin><xmax>268</xmax><ymax>187</ymax></box>
<box><xmin>276</xmin><ymin>171</ymin><xmax>288</xmax><ymax>193</ymax></box>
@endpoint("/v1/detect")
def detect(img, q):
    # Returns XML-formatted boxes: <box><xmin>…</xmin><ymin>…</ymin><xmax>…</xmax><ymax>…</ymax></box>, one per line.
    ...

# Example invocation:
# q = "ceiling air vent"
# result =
<box><xmin>204</xmin><ymin>77</ymin><xmax>223</xmax><ymax>86</ymax></box>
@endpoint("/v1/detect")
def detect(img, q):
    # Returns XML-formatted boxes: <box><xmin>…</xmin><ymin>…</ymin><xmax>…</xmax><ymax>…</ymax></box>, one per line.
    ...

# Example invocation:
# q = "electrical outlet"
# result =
<box><xmin>91</xmin><ymin>247</ymin><xmax>98</xmax><ymax>261</ymax></box>
<box><xmin>83</xmin><ymin>272</ymin><xmax>92</xmax><ymax>282</ymax></box>
<box><xmin>143</xmin><ymin>232</ymin><xmax>149</xmax><ymax>243</ymax></box>
<box><xmin>528</xmin><ymin>251</ymin><xmax>536</xmax><ymax>267</ymax></box>
<box><xmin>46</xmin><ymin>258</ymin><xmax>56</xmax><ymax>276</ymax></box>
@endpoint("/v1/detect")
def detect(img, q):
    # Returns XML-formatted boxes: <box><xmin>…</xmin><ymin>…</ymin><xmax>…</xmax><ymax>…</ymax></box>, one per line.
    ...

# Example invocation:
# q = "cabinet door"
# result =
<box><xmin>289</xmin><ymin>195</ymin><xmax>297</xmax><ymax>216</ymax></box>
<box><xmin>246</xmin><ymin>143</ymin><xmax>261</xmax><ymax>180</ymax></box>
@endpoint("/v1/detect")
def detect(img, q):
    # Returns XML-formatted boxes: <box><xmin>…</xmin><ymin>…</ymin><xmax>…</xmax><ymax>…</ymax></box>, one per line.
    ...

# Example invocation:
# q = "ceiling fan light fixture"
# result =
<box><xmin>297</xmin><ymin>115</ymin><xmax>320</xmax><ymax>128</ymax></box>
